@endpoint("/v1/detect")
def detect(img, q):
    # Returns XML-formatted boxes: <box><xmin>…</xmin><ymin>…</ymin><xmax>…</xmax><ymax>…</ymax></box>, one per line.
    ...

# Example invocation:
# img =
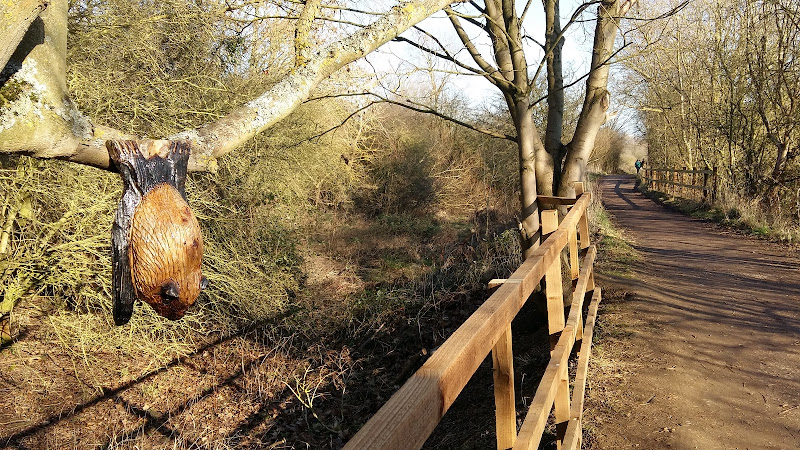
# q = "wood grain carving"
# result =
<box><xmin>107</xmin><ymin>140</ymin><xmax>207</xmax><ymax>325</ymax></box>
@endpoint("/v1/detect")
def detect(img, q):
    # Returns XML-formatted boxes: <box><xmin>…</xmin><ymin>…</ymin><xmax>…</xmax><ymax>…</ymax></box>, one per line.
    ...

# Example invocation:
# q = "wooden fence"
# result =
<box><xmin>344</xmin><ymin>183</ymin><xmax>601</xmax><ymax>450</ymax></box>
<box><xmin>642</xmin><ymin>167</ymin><xmax>718</xmax><ymax>202</ymax></box>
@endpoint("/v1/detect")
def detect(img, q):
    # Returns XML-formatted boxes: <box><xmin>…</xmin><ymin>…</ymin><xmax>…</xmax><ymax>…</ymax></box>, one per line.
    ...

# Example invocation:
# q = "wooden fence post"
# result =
<box><xmin>681</xmin><ymin>167</ymin><xmax>687</xmax><ymax>198</ymax></box>
<box><xmin>569</xmin><ymin>183</ymin><xmax>583</xmax><ymax>280</ymax></box>
<box><xmin>675</xmin><ymin>170</ymin><xmax>679</xmax><ymax>197</ymax></box>
<box><xmin>667</xmin><ymin>170</ymin><xmax>672</xmax><ymax>195</ymax></box>
<box><xmin>574</xmin><ymin>184</ymin><xmax>590</xmax><ymax>251</ymax></box>
<box><xmin>712</xmin><ymin>167</ymin><xmax>718</xmax><ymax>202</ymax></box>
<box><xmin>673</xmin><ymin>170</ymin><xmax>677</xmax><ymax>197</ymax></box>
<box><xmin>492</xmin><ymin>325</ymin><xmax>516</xmax><ymax>450</ymax></box>
<box><xmin>703</xmin><ymin>170</ymin><xmax>710</xmax><ymax>202</ymax></box>
<box><xmin>656</xmin><ymin>169</ymin><xmax>660</xmax><ymax>191</ymax></box>
<box><xmin>542</xmin><ymin>210</ymin><xmax>565</xmax><ymax>344</ymax></box>
<box><xmin>541</xmin><ymin>210</ymin><xmax>570</xmax><ymax>450</ymax></box>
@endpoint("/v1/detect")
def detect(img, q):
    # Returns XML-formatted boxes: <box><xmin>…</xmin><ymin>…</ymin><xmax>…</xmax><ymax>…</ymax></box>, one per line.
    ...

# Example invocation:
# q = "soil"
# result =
<box><xmin>587</xmin><ymin>175</ymin><xmax>800</xmax><ymax>449</ymax></box>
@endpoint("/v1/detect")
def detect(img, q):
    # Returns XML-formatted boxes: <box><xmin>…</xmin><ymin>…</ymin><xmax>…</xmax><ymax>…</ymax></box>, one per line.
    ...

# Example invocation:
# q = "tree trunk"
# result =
<box><xmin>771</xmin><ymin>141</ymin><xmax>789</xmax><ymax>181</ymax></box>
<box><xmin>0</xmin><ymin>0</ymin><xmax>129</xmax><ymax>169</ymax></box>
<box><xmin>559</xmin><ymin>0</ymin><xmax>637</xmax><ymax>197</ymax></box>
<box><xmin>0</xmin><ymin>0</ymin><xmax>48</xmax><ymax>73</ymax></box>
<box><xmin>514</xmin><ymin>96</ymin><xmax>541</xmax><ymax>258</ymax></box>
<box><xmin>544</xmin><ymin>0</ymin><xmax>565</xmax><ymax>194</ymax></box>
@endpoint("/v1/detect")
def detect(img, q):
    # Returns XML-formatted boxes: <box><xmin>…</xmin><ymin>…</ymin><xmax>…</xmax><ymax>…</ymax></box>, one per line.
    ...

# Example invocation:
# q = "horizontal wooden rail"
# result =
<box><xmin>345</xmin><ymin>183</ymin><xmax>600</xmax><ymax>450</ymax></box>
<box><xmin>536</xmin><ymin>195</ymin><xmax>578</xmax><ymax>206</ymax></box>
<box><xmin>563</xmin><ymin>287</ymin><xmax>602</xmax><ymax>449</ymax></box>
<box><xmin>647</xmin><ymin>167</ymin><xmax>713</xmax><ymax>175</ymax></box>
<box><xmin>514</xmin><ymin>246</ymin><xmax>596</xmax><ymax>449</ymax></box>
<box><xmin>648</xmin><ymin>180</ymin><xmax>711</xmax><ymax>191</ymax></box>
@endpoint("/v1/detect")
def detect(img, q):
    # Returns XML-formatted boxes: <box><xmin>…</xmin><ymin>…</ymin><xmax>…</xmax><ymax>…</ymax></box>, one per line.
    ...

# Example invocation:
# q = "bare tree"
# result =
<box><xmin>393</xmin><ymin>0</ymin><xmax>638</xmax><ymax>256</ymax></box>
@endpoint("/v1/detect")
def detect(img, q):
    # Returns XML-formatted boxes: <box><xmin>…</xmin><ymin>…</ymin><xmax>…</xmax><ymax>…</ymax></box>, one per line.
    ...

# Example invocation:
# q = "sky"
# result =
<box><xmin>358</xmin><ymin>1</ymin><xmax>643</xmax><ymax>135</ymax></box>
<box><xmin>364</xmin><ymin>1</ymin><xmax>599</xmax><ymax>109</ymax></box>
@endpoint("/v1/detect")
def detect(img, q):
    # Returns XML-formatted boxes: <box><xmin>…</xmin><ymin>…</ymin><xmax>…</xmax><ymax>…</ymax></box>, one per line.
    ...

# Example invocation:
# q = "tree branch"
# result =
<box><xmin>0</xmin><ymin>0</ymin><xmax>467</xmax><ymax>172</ymax></box>
<box><xmin>304</xmin><ymin>91</ymin><xmax>515</xmax><ymax>142</ymax></box>
<box><xmin>1</xmin><ymin>0</ymin><xmax>48</xmax><ymax>72</ymax></box>
<box><xmin>393</xmin><ymin>35</ymin><xmax>490</xmax><ymax>79</ymax></box>
<box><xmin>294</xmin><ymin>0</ymin><xmax>322</xmax><ymax>67</ymax></box>
<box><xmin>445</xmin><ymin>6</ymin><xmax>515</xmax><ymax>92</ymax></box>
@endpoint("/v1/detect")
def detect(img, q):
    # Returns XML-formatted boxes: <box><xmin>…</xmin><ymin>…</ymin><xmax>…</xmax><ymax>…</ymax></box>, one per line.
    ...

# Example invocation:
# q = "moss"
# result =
<box><xmin>0</xmin><ymin>79</ymin><xmax>31</xmax><ymax>109</ymax></box>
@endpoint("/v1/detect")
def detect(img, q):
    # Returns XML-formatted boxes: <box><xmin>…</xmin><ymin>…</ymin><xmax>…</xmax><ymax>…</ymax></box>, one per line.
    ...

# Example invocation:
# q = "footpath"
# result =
<box><xmin>591</xmin><ymin>175</ymin><xmax>800</xmax><ymax>449</ymax></box>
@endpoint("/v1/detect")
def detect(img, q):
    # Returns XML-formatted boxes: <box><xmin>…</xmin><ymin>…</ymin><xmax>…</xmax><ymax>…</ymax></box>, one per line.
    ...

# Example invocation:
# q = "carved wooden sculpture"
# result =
<box><xmin>107</xmin><ymin>140</ymin><xmax>207</xmax><ymax>325</ymax></box>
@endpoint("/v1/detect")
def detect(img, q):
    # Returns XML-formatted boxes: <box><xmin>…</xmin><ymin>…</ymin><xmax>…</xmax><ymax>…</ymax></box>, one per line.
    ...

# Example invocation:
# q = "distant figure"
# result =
<box><xmin>635</xmin><ymin>159</ymin><xmax>643</xmax><ymax>174</ymax></box>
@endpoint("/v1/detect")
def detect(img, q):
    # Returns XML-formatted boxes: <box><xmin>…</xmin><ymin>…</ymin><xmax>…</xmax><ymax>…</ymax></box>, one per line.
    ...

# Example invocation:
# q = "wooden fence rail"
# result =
<box><xmin>345</xmin><ymin>182</ymin><xmax>601</xmax><ymax>450</ymax></box>
<box><xmin>642</xmin><ymin>167</ymin><xmax>718</xmax><ymax>202</ymax></box>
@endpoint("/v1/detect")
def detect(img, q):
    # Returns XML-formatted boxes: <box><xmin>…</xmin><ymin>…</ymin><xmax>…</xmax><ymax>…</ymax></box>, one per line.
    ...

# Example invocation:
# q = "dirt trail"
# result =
<box><xmin>591</xmin><ymin>175</ymin><xmax>800</xmax><ymax>449</ymax></box>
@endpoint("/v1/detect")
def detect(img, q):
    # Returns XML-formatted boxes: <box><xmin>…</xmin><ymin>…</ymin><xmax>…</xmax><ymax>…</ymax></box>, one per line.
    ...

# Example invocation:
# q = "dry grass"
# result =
<box><xmin>0</xmin><ymin>144</ymin><xmax>522</xmax><ymax>449</ymax></box>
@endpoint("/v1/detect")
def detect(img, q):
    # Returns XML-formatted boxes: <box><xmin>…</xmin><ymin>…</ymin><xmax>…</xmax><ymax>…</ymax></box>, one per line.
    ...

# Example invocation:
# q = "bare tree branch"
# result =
<box><xmin>393</xmin><ymin>35</ymin><xmax>490</xmax><ymax>79</ymax></box>
<box><xmin>445</xmin><ymin>6</ymin><xmax>515</xmax><ymax>92</ymax></box>
<box><xmin>303</xmin><ymin>92</ymin><xmax>516</xmax><ymax>142</ymax></box>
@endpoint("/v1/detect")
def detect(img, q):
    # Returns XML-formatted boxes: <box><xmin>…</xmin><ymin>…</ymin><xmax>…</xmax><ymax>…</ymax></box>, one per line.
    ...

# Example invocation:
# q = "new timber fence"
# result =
<box><xmin>345</xmin><ymin>182</ymin><xmax>601</xmax><ymax>450</ymax></box>
<box><xmin>643</xmin><ymin>167</ymin><xmax>718</xmax><ymax>202</ymax></box>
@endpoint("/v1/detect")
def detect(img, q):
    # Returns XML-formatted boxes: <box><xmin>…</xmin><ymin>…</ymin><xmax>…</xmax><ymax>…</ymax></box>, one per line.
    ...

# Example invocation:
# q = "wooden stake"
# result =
<box><xmin>574</xmin><ymin>183</ymin><xmax>590</xmax><ymax>250</ymax></box>
<box><xmin>569</xmin><ymin>183</ymin><xmax>582</xmax><ymax>280</ymax></box>
<box><xmin>555</xmin><ymin>357</ymin><xmax>570</xmax><ymax>449</ymax></box>
<box><xmin>493</xmin><ymin>325</ymin><xmax>516</xmax><ymax>450</ymax></box>
<box><xmin>563</xmin><ymin>288</ymin><xmax>603</xmax><ymax>450</ymax></box>
<box><xmin>542</xmin><ymin>210</ymin><xmax>565</xmax><ymax>349</ymax></box>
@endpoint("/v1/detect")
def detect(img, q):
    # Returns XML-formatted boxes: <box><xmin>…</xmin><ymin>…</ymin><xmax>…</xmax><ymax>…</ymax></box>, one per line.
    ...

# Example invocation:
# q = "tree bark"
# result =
<box><xmin>294</xmin><ymin>0</ymin><xmax>322</xmax><ymax>68</ymax></box>
<box><xmin>0</xmin><ymin>0</ymin><xmax>463</xmax><ymax>172</ymax></box>
<box><xmin>0</xmin><ymin>0</ymin><xmax>131</xmax><ymax>169</ymax></box>
<box><xmin>544</xmin><ymin>0</ymin><xmax>565</xmax><ymax>193</ymax></box>
<box><xmin>0</xmin><ymin>0</ymin><xmax>48</xmax><ymax>73</ymax></box>
<box><xmin>559</xmin><ymin>0</ymin><xmax>637</xmax><ymax>197</ymax></box>
<box><xmin>515</xmin><ymin>96</ymin><xmax>543</xmax><ymax>257</ymax></box>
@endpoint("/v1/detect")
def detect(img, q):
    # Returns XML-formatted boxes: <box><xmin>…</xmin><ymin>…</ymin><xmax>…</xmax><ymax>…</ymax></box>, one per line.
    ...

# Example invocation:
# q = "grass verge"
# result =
<box><xmin>636</xmin><ymin>178</ymin><xmax>800</xmax><ymax>244</ymax></box>
<box><xmin>582</xmin><ymin>183</ymin><xmax>644</xmax><ymax>448</ymax></box>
